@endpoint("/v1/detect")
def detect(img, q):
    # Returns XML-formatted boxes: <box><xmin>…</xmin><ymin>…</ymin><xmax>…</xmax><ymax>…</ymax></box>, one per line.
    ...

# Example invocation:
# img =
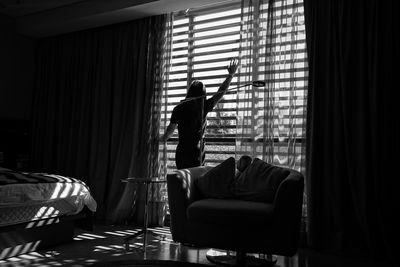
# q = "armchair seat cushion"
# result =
<box><xmin>187</xmin><ymin>198</ymin><xmax>274</xmax><ymax>227</ymax></box>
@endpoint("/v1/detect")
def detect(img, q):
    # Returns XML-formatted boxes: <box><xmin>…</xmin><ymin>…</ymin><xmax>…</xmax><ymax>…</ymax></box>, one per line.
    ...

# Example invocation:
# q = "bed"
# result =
<box><xmin>0</xmin><ymin>167</ymin><xmax>97</xmax><ymax>260</ymax></box>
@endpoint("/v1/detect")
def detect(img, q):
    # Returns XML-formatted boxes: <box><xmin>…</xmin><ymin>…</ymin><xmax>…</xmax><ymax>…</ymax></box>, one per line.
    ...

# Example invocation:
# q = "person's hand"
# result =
<box><xmin>160</xmin><ymin>161</ymin><xmax>168</xmax><ymax>178</ymax></box>
<box><xmin>227</xmin><ymin>58</ymin><xmax>239</xmax><ymax>75</ymax></box>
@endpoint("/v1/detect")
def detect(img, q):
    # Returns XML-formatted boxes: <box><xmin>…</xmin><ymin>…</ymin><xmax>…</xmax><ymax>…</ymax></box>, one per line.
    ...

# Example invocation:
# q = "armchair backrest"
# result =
<box><xmin>167</xmin><ymin>164</ymin><xmax>305</xmax><ymax>254</ymax></box>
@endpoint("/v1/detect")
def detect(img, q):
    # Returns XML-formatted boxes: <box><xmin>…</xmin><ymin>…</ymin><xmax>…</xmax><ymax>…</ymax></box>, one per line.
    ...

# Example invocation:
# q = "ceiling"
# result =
<box><xmin>0</xmin><ymin>0</ymin><xmax>226</xmax><ymax>37</ymax></box>
<box><xmin>0</xmin><ymin>0</ymin><xmax>86</xmax><ymax>17</ymax></box>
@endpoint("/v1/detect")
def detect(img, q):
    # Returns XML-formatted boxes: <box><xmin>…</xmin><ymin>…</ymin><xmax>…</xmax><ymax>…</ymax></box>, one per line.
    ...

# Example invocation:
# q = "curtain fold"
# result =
<box><xmin>236</xmin><ymin>0</ymin><xmax>307</xmax><ymax>173</ymax></box>
<box><xmin>159</xmin><ymin>15</ymin><xmax>173</xmax><ymax>177</ymax></box>
<box><xmin>31</xmin><ymin>15</ymin><xmax>168</xmax><ymax>224</ymax></box>
<box><xmin>158</xmin><ymin>13</ymin><xmax>177</xmax><ymax>184</ymax></box>
<box><xmin>237</xmin><ymin>0</ymin><xmax>308</xmax><ymax>245</ymax></box>
<box><xmin>304</xmin><ymin>0</ymin><xmax>398</xmax><ymax>261</ymax></box>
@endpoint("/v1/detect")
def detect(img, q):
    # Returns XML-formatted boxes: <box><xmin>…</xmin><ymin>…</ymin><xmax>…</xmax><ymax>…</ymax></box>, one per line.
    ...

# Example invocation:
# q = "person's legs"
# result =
<box><xmin>175</xmin><ymin>144</ymin><xmax>202</xmax><ymax>169</ymax></box>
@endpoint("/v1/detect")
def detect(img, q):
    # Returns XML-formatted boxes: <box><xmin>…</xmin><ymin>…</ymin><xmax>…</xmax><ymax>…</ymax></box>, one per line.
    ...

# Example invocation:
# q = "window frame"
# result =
<box><xmin>161</xmin><ymin>0</ymin><xmax>307</xmax><ymax>171</ymax></box>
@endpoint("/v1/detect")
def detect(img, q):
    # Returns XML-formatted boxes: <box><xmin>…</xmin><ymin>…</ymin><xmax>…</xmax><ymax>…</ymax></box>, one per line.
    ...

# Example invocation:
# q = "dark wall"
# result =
<box><xmin>0</xmin><ymin>15</ymin><xmax>36</xmax><ymax>170</ymax></box>
<box><xmin>0</xmin><ymin>15</ymin><xmax>36</xmax><ymax>120</ymax></box>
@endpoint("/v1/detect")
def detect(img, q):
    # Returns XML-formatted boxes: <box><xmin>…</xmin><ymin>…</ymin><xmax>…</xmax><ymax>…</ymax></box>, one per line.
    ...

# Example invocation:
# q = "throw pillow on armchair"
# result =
<box><xmin>233</xmin><ymin>158</ymin><xmax>290</xmax><ymax>203</ymax></box>
<box><xmin>235</xmin><ymin>155</ymin><xmax>252</xmax><ymax>179</ymax></box>
<box><xmin>194</xmin><ymin>157</ymin><xmax>236</xmax><ymax>199</ymax></box>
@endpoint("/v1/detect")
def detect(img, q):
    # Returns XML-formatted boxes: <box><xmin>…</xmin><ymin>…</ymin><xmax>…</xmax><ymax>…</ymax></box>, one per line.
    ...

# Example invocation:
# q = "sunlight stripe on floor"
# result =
<box><xmin>104</xmin><ymin>231</ymin><xmax>126</xmax><ymax>236</ymax></box>
<box><xmin>81</xmin><ymin>233</ymin><xmax>107</xmax><ymax>239</ymax></box>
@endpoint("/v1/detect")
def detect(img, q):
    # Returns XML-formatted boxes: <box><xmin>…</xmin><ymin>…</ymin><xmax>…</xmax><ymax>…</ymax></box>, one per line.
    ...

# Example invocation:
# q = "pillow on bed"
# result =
<box><xmin>195</xmin><ymin>157</ymin><xmax>236</xmax><ymax>199</ymax></box>
<box><xmin>233</xmin><ymin>158</ymin><xmax>289</xmax><ymax>203</ymax></box>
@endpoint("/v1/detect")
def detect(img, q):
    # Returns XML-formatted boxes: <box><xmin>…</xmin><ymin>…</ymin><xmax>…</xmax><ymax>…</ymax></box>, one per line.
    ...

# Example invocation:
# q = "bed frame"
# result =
<box><xmin>0</xmin><ymin>208</ymin><xmax>92</xmax><ymax>260</ymax></box>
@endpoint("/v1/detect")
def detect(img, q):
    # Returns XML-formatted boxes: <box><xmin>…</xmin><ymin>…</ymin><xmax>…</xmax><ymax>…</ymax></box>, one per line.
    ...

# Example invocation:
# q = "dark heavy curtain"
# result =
<box><xmin>304</xmin><ymin>0</ymin><xmax>398</xmax><ymax>262</ymax></box>
<box><xmin>31</xmin><ymin>15</ymin><xmax>167</xmax><ymax>222</ymax></box>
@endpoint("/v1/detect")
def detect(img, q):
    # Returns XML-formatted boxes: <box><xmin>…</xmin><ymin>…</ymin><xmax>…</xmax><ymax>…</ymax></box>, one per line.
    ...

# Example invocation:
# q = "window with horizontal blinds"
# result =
<box><xmin>161</xmin><ymin>0</ymin><xmax>307</xmax><ymax>171</ymax></box>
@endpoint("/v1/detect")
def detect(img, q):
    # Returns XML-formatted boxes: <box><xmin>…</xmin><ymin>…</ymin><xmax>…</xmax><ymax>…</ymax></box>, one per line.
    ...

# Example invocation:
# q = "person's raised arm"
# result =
<box><xmin>210</xmin><ymin>58</ymin><xmax>239</xmax><ymax>108</ymax></box>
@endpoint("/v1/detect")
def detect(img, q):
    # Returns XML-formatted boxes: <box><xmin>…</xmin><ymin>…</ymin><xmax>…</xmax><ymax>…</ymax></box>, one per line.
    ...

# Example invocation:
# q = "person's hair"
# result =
<box><xmin>186</xmin><ymin>80</ymin><xmax>205</xmax><ymax>98</ymax></box>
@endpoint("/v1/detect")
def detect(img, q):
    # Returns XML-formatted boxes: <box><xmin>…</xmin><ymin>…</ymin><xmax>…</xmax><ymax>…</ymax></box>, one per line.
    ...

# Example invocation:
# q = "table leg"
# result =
<box><xmin>123</xmin><ymin>180</ymin><xmax>167</xmax><ymax>252</ymax></box>
<box><xmin>143</xmin><ymin>181</ymin><xmax>149</xmax><ymax>251</ymax></box>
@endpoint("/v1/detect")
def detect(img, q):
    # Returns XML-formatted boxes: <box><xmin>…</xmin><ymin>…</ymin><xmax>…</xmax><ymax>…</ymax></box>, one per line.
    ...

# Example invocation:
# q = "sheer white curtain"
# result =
<box><xmin>236</xmin><ymin>0</ymin><xmax>308</xmax><ymax>243</ymax></box>
<box><xmin>159</xmin><ymin>14</ymin><xmax>173</xmax><ymax>177</ymax></box>
<box><xmin>236</xmin><ymin>0</ymin><xmax>307</xmax><ymax>174</ymax></box>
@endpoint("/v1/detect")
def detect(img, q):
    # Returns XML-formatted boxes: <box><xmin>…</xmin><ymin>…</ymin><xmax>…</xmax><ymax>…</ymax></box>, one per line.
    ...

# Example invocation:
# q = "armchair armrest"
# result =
<box><xmin>272</xmin><ymin>170</ymin><xmax>304</xmax><ymax>255</ymax></box>
<box><xmin>167</xmin><ymin>166</ymin><xmax>213</xmax><ymax>242</ymax></box>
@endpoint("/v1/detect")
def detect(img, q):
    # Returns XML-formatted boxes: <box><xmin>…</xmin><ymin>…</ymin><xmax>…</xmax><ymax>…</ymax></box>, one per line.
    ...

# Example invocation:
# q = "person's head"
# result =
<box><xmin>186</xmin><ymin>80</ymin><xmax>205</xmax><ymax>98</ymax></box>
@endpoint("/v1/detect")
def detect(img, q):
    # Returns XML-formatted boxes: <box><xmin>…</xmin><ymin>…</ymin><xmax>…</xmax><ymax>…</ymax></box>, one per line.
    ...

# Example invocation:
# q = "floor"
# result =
<box><xmin>0</xmin><ymin>224</ymin><xmax>396</xmax><ymax>267</ymax></box>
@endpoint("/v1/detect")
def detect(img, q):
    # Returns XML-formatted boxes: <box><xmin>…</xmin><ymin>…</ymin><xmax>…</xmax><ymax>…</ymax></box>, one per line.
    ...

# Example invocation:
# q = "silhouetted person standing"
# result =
<box><xmin>161</xmin><ymin>59</ymin><xmax>239</xmax><ymax>169</ymax></box>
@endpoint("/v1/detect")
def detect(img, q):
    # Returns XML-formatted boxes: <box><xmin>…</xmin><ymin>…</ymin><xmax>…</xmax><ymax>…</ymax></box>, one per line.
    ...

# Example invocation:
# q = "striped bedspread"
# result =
<box><xmin>0</xmin><ymin>167</ymin><xmax>97</xmax><ymax>212</ymax></box>
<box><xmin>0</xmin><ymin>168</ymin><xmax>84</xmax><ymax>185</ymax></box>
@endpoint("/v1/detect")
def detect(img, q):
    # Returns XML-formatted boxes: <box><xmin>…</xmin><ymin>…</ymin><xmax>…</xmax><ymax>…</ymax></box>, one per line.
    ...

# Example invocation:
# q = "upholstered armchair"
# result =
<box><xmin>167</xmin><ymin>158</ymin><xmax>304</xmax><ymax>266</ymax></box>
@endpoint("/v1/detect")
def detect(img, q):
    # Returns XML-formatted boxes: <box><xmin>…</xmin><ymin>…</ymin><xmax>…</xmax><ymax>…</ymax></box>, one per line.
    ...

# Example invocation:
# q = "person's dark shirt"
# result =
<box><xmin>170</xmin><ymin>97</ymin><xmax>215</xmax><ymax>148</ymax></box>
